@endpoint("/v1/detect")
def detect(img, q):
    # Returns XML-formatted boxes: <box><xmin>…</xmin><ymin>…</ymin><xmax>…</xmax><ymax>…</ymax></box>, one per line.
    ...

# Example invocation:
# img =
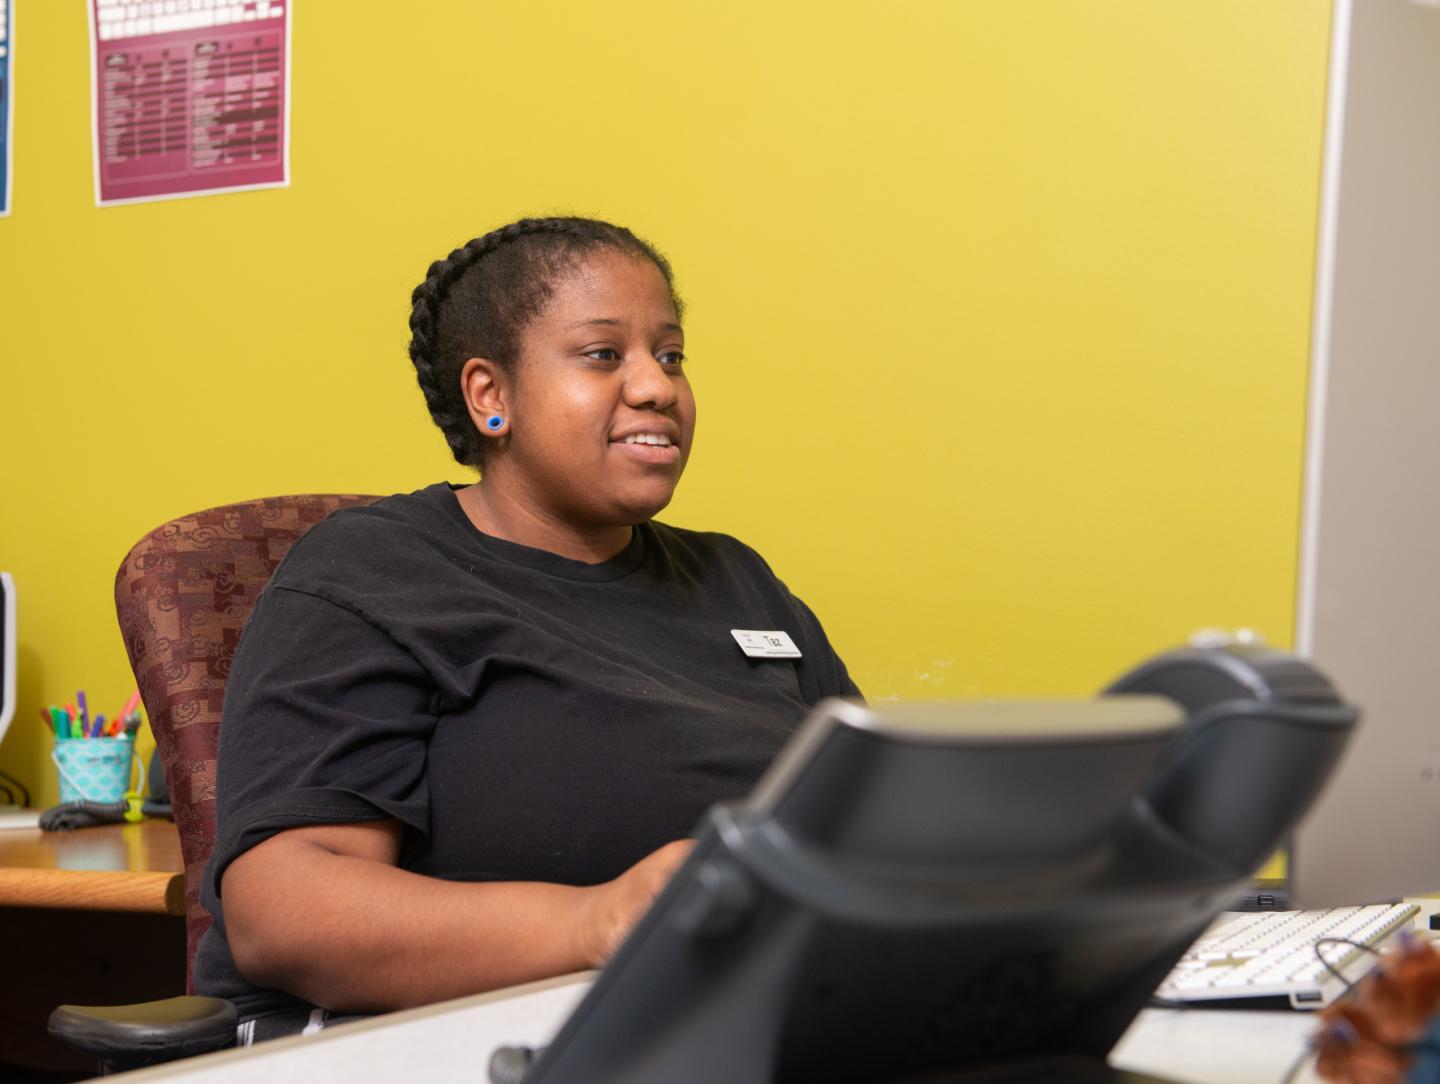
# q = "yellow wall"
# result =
<box><xmin>0</xmin><ymin>2</ymin><xmax>1332</xmax><ymax>806</ymax></box>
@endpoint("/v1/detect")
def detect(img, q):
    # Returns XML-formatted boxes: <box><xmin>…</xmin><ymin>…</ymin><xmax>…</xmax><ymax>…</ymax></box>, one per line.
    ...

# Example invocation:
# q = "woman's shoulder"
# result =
<box><xmin>270</xmin><ymin>483</ymin><xmax>467</xmax><ymax>593</ymax></box>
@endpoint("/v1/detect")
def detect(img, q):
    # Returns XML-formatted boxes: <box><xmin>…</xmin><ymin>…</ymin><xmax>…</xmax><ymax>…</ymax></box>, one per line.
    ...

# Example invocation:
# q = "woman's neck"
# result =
<box><xmin>455</xmin><ymin>482</ymin><xmax>634</xmax><ymax>565</ymax></box>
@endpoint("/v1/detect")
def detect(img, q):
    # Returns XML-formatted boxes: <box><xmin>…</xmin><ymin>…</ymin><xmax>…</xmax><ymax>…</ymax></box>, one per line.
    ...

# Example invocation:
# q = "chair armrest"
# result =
<box><xmin>49</xmin><ymin>994</ymin><xmax>237</xmax><ymax>1069</ymax></box>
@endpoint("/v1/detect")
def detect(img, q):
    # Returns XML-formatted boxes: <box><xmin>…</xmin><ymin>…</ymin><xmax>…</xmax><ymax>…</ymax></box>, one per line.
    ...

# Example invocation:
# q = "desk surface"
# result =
<box><xmin>0</xmin><ymin>817</ymin><xmax>185</xmax><ymax>915</ymax></box>
<box><xmin>103</xmin><ymin>974</ymin><xmax>1325</xmax><ymax>1084</ymax></box>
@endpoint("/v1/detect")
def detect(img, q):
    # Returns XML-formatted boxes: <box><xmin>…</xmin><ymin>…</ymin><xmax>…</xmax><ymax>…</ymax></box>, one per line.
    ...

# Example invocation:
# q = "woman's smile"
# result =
<box><xmin>609</xmin><ymin>425</ymin><xmax>682</xmax><ymax>465</ymax></box>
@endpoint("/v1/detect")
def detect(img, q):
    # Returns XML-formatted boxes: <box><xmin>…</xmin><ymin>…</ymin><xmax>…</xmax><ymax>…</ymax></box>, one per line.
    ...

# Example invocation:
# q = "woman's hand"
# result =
<box><xmin>575</xmin><ymin>839</ymin><xmax>695</xmax><ymax>967</ymax></box>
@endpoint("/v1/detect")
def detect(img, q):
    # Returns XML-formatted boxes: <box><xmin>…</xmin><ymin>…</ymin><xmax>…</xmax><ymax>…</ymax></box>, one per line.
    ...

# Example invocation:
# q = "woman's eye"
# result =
<box><xmin>584</xmin><ymin>348</ymin><xmax>620</xmax><ymax>362</ymax></box>
<box><xmin>658</xmin><ymin>350</ymin><xmax>686</xmax><ymax>367</ymax></box>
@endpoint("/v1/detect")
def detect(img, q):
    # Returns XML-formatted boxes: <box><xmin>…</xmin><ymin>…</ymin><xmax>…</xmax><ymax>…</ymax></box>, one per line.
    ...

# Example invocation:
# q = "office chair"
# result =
<box><xmin>48</xmin><ymin>493</ymin><xmax>380</xmax><ymax>1073</ymax></box>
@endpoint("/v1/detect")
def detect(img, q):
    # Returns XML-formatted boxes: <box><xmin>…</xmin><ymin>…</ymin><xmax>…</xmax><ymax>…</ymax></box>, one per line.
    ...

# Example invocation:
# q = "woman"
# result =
<box><xmin>195</xmin><ymin>217</ymin><xmax>859</xmax><ymax>1040</ymax></box>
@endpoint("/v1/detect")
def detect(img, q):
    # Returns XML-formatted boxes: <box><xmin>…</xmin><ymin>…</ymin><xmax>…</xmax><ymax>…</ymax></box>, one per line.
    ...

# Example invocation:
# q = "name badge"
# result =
<box><xmin>731</xmin><ymin>629</ymin><xmax>802</xmax><ymax>659</ymax></box>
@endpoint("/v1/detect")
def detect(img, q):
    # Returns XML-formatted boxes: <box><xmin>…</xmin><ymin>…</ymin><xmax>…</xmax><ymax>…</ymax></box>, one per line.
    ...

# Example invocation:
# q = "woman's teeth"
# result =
<box><xmin>622</xmin><ymin>434</ymin><xmax>672</xmax><ymax>446</ymax></box>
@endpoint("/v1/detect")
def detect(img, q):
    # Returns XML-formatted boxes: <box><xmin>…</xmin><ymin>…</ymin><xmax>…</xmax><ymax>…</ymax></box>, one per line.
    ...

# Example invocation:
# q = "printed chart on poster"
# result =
<box><xmin>88</xmin><ymin>0</ymin><xmax>290</xmax><ymax>205</ymax></box>
<box><xmin>1</xmin><ymin>0</ymin><xmax>12</xmax><ymax>217</ymax></box>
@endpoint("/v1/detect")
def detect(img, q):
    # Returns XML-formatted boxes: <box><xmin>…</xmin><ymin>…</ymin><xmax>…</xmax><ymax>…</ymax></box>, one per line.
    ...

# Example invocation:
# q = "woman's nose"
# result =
<box><xmin>623</xmin><ymin>354</ymin><xmax>677</xmax><ymax>409</ymax></box>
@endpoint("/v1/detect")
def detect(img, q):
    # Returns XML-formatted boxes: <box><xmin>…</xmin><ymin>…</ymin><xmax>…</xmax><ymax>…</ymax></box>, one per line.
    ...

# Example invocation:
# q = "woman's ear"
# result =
<box><xmin>460</xmin><ymin>358</ymin><xmax>510</xmax><ymax>440</ymax></box>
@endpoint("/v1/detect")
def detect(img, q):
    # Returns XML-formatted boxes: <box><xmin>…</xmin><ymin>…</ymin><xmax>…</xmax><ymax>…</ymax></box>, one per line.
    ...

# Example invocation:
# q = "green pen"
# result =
<box><xmin>50</xmin><ymin>707</ymin><xmax>64</xmax><ymax>740</ymax></box>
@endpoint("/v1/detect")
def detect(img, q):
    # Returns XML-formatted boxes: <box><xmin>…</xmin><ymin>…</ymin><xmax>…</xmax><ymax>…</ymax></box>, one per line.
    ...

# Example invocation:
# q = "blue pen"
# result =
<box><xmin>76</xmin><ymin>690</ymin><xmax>89</xmax><ymax>731</ymax></box>
<box><xmin>91</xmin><ymin>714</ymin><xmax>106</xmax><ymax>738</ymax></box>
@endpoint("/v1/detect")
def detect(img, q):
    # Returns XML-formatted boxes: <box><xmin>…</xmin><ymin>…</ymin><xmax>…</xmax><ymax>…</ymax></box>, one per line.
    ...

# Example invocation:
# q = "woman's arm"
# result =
<box><xmin>221</xmin><ymin>820</ymin><xmax>692</xmax><ymax>1013</ymax></box>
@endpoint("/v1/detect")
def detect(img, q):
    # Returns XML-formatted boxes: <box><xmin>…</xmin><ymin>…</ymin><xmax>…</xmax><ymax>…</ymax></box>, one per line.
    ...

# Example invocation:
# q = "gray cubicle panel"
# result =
<box><xmin>1292</xmin><ymin>0</ymin><xmax>1440</xmax><ymax>906</ymax></box>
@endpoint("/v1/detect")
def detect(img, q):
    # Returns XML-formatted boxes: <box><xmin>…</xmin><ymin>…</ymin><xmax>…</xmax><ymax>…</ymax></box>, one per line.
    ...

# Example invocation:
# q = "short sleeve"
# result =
<box><xmin>206</xmin><ymin>585</ymin><xmax>440</xmax><ymax>898</ymax></box>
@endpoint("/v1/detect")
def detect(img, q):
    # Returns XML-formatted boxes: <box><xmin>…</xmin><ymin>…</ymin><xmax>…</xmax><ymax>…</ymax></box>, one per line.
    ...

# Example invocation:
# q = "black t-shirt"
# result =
<box><xmin>194</xmin><ymin>483</ymin><xmax>859</xmax><ymax>1013</ymax></box>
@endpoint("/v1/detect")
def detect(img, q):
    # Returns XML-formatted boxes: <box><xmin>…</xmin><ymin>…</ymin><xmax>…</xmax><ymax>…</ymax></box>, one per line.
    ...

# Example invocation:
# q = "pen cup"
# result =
<box><xmin>52</xmin><ymin>736</ymin><xmax>146</xmax><ymax>804</ymax></box>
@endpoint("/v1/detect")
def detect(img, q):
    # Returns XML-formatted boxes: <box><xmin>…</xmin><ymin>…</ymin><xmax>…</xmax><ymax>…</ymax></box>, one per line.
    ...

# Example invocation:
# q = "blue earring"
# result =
<box><xmin>485</xmin><ymin>414</ymin><xmax>506</xmax><ymax>432</ymax></box>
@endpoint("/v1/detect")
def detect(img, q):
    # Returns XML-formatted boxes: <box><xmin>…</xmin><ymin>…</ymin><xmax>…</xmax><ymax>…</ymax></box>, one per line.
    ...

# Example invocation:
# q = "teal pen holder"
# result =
<box><xmin>52</xmin><ymin>736</ymin><xmax>146</xmax><ymax>804</ymax></box>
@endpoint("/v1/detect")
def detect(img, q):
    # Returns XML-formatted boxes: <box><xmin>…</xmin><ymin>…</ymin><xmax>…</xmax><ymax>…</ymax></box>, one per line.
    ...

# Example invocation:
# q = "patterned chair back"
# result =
<box><xmin>114</xmin><ymin>494</ymin><xmax>381</xmax><ymax>990</ymax></box>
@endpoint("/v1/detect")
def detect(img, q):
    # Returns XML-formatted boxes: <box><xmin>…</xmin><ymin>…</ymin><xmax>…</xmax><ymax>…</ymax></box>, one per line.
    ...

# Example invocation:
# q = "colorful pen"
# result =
<box><xmin>76</xmin><ymin>690</ymin><xmax>89</xmax><ymax>731</ymax></box>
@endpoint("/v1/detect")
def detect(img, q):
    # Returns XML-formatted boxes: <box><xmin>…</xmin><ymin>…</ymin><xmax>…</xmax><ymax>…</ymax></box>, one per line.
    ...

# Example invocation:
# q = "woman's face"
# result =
<box><xmin>492</xmin><ymin>249</ymin><xmax>695</xmax><ymax>530</ymax></box>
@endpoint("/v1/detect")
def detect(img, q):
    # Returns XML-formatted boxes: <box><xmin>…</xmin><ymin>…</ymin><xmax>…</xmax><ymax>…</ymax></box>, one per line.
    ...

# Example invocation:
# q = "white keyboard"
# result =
<box><xmin>95</xmin><ymin>0</ymin><xmax>285</xmax><ymax>41</ymax></box>
<box><xmin>1156</xmin><ymin>902</ymin><xmax>1419</xmax><ymax>1009</ymax></box>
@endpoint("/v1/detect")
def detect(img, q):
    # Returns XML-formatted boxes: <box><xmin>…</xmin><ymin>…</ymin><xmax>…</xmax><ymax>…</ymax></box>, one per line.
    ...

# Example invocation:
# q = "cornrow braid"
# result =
<box><xmin>407</xmin><ymin>216</ymin><xmax>682</xmax><ymax>469</ymax></box>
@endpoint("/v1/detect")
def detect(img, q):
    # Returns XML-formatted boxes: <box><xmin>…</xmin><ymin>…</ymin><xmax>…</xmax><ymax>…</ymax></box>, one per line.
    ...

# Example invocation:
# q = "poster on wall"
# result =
<box><xmin>87</xmin><ymin>0</ymin><xmax>290</xmax><ymax>206</ymax></box>
<box><xmin>1</xmin><ymin>0</ymin><xmax>12</xmax><ymax>217</ymax></box>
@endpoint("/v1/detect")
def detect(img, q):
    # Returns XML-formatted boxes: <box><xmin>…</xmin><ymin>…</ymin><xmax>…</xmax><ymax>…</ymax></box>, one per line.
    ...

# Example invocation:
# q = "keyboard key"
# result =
<box><xmin>1173</xmin><ymin>975</ymin><xmax>1215</xmax><ymax>991</ymax></box>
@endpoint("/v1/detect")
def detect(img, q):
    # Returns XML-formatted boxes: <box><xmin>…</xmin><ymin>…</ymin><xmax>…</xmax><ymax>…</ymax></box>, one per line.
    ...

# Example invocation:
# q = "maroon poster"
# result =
<box><xmin>89</xmin><ymin>0</ymin><xmax>290</xmax><ymax>205</ymax></box>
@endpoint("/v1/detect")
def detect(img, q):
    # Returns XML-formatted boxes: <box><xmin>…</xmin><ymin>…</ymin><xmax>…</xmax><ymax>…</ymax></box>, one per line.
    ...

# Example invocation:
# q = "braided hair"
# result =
<box><xmin>407</xmin><ymin>216</ymin><xmax>682</xmax><ymax>469</ymax></box>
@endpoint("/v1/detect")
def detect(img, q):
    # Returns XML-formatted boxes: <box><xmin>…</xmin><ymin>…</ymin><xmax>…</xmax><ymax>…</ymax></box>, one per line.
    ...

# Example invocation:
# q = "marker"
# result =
<box><xmin>48</xmin><ymin>707</ymin><xmax>64</xmax><ymax>740</ymax></box>
<box><xmin>119</xmin><ymin>689</ymin><xmax>142</xmax><ymax>721</ymax></box>
<box><xmin>76</xmin><ymin>690</ymin><xmax>90</xmax><ymax>731</ymax></box>
<box><xmin>92</xmin><ymin>714</ymin><xmax>106</xmax><ymax>738</ymax></box>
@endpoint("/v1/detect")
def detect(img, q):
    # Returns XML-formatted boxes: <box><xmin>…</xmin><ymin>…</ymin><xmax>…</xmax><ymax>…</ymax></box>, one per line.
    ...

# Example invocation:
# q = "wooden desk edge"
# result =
<box><xmin>0</xmin><ymin>868</ymin><xmax>186</xmax><ymax>916</ymax></box>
